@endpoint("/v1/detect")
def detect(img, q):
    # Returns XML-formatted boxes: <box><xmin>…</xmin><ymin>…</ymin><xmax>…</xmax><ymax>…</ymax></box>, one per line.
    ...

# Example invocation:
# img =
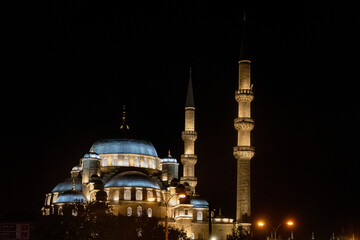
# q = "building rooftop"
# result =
<box><xmin>91</xmin><ymin>138</ymin><xmax>158</xmax><ymax>157</ymax></box>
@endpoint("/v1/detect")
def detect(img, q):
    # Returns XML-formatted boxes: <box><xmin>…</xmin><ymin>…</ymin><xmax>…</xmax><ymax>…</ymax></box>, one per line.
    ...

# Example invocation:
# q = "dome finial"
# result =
<box><xmin>120</xmin><ymin>104</ymin><xmax>130</xmax><ymax>130</ymax></box>
<box><xmin>168</xmin><ymin>150</ymin><xmax>172</xmax><ymax>158</ymax></box>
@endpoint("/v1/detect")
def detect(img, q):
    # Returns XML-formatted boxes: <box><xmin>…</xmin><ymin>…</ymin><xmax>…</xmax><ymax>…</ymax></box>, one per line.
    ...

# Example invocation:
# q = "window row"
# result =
<box><xmin>126</xmin><ymin>206</ymin><xmax>152</xmax><ymax>218</ymax></box>
<box><xmin>111</xmin><ymin>189</ymin><xmax>161</xmax><ymax>202</ymax></box>
<box><xmin>101</xmin><ymin>155</ymin><xmax>159</xmax><ymax>170</ymax></box>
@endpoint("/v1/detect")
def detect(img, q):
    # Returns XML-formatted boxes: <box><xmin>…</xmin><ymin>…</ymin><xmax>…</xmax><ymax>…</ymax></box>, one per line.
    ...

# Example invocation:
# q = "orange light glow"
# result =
<box><xmin>179</xmin><ymin>194</ymin><xmax>186</xmax><ymax>199</ymax></box>
<box><xmin>287</xmin><ymin>221</ymin><xmax>294</xmax><ymax>226</ymax></box>
<box><xmin>258</xmin><ymin>221</ymin><xmax>265</xmax><ymax>227</ymax></box>
<box><xmin>147</xmin><ymin>197</ymin><xmax>156</xmax><ymax>202</ymax></box>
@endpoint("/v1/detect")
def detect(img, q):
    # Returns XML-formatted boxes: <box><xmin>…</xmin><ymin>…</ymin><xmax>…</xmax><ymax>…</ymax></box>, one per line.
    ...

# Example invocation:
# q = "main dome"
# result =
<box><xmin>91</xmin><ymin>138</ymin><xmax>158</xmax><ymax>157</ymax></box>
<box><xmin>104</xmin><ymin>171</ymin><xmax>160</xmax><ymax>189</ymax></box>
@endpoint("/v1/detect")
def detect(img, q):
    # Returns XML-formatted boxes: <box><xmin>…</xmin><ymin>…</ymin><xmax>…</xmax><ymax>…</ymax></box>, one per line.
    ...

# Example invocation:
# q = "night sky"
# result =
<box><xmin>4</xmin><ymin>2</ymin><xmax>360</xmax><ymax>240</ymax></box>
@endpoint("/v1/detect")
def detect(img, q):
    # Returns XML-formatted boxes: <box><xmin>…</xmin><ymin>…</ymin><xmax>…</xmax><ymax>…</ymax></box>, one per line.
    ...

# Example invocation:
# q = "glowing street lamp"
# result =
<box><xmin>148</xmin><ymin>185</ymin><xmax>187</xmax><ymax>240</ymax></box>
<box><xmin>257</xmin><ymin>220</ymin><xmax>294</xmax><ymax>240</ymax></box>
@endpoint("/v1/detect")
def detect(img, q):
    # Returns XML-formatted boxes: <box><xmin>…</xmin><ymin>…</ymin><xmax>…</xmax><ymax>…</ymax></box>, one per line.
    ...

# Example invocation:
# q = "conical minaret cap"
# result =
<box><xmin>239</xmin><ymin>12</ymin><xmax>250</xmax><ymax>60</ymax></box>
<box><xmin>185</xmin><ymin>68</ymin><xmax>195</xmax><ymax>107</ymax></box>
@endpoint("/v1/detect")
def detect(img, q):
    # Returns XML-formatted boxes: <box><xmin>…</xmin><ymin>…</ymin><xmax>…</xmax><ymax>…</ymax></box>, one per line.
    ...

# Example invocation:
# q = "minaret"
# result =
<box><xmin>233</xmin><ymin>13</ymin><xmax>254</xmax><ymax>228</ymax></box>
<box><xmin>181</xmin><ymin>68</ymin><xmax>198</xmax><ymax>193</ymax></box>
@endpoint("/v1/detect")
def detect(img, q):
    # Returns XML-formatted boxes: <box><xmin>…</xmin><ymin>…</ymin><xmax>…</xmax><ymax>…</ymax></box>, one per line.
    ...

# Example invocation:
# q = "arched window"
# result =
<box><xmin>197</xmin><ymin>211</ymin><xmax>203</xmax><ymax>221</ymax></box>
<box><xmin>191</xmin><ymin>233</ymin><xmax>195</xmax><ymax>239</ymax></box>
<box><xmin>124</xmin><ymin>189</ymin><xmax>131</xmax><ymax>200</ymax></box>
<box><xmin>124</xmin><ymin>156</ymin><xmax>129</xmax><ymax>166</ymax></box>
<box><xmin>198</xmin><ymin>233</ymin><xmax>204</xmax><ymax>240</ymax></box>
<box><xmin>114</xmin><ymin>190</ymin><xmax>119</xmax><ymax>201</ymax></box>
<box><xmin>134</xmin><ymin>157</ymin><xmax>139</xmax><ymax>167</ymax></box>
<box><xmin>127</xmin><ymin>207</ymin><xmax>132</xmax><ymax>216</ymax></box>
<box><xmin>102</xmin><ymin>157</ymin><xmax>108</xmax><ymax>166</ymax></box>
<box><xmin>156</xmin><ymin>191</ymin><xmax>161</xmax><ymax>202</ymax></box>
<box><xmin>112</xmin><ymin>156</ymin><xmax>118</xmax><ymax>166</ymax></box>
<box><xmin>136</xmin><ymin>189</ymin><xmax>142</xmax><ymax>200</ymax></box>
<box><xmin>58</xmin><ymin>207</ymin><xmax>63</xmax><ymax>216</ymax></box>
<box><xmin>137</xmin><ymin>206</ymin><xmax>142</xmax><ymax>217</ymax></box>
<box><xmin>72</xmin><ymin>209</ymin><xmax>78</xmax><ymax>216</ymax></box>
<box><xmin>149</xmin><ymin>159</ymin><xmax>154</xmax><ymax>169</ymax></box>
<box><xmin>147</xmin><ymin>190</ymin><xmax>153</xmax><ymax>199</ymax></box>
<box><xmin>147</xmin><ymin>208</ymin><xmax>152</xmax><ymax>218</ymax></box>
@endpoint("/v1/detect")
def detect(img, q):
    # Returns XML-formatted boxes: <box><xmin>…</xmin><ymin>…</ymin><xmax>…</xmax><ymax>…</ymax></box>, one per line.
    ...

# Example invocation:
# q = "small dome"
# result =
<box><xmin>170</xmin><ymin>178</ymin><xmax>180</xmax><ymax>187</ymax></box>
<box><xmin>104</xmin><ymin>171</ymin><xmax>160</xmax><ymax>189</ymax></box>
<box><xmin>83</xmin><ymin>152</ymin><xmax>100</xmax><ymax>159</ymax></box>
<box><xmin>56</xmin><ymin>190</ymin><xmax>87</xmax><ymax>204</ymax></box>
<box><xmin>52</xmin><ymin>177</ymin><xmax>82</xmax><ymax>192</ymax></box>
<box><xmin>91</xmin><ymin>139</ymin><xmax>158</xmax><ymax>157</ymax></box>
<box><xmin>72</xmin><ymin>165</ymin><xmax>81</xmax><ymax>171</ymax></box>
<box><xmin>191</xmin><ymin>197</ymin><xmax>209</xmax><ymax>208</ymax></box>
<box><xmin>95</xmin><ymin>190</ymin><xmax>107</xmax><ymax>202</ymax></box>
<box><xmin>161</xmin><ymin>157</ymin><xmax>177</xmax><ymax>163</ymax></box>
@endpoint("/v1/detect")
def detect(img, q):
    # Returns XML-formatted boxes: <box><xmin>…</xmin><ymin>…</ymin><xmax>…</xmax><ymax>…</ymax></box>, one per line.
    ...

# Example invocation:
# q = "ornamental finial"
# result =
<box><xmin>168</xmin><ymin>150</ymin><xmax>172</xmax><ymax>158</ymax></box>
<box><xmin>120</xmin><ymin>104</ymin><xmax>130</xmax><ymax>130</ymax></box>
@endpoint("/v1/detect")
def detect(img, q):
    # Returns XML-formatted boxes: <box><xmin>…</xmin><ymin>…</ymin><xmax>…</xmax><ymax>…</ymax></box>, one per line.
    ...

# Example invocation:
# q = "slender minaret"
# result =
<box><xmin>233</xmin><ymin>13</ymin><xmax>254</xmax><ymax>228</ymax></box>
<box><xmin>181</xmin><ymin>68</ymin><xmax>198</xmax><ymax>193</ymax></box>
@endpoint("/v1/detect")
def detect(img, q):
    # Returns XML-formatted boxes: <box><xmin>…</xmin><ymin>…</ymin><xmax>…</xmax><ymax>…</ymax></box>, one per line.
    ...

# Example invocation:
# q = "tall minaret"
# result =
<box><xmin>181</xmin><ymin>68</ymin><xmax>198</xmax><ymax>193</ymax></box>
<box><xmin>233</xmin><ymin>14</ymin><xmax>254</xmax><ymax>228</ymax></box>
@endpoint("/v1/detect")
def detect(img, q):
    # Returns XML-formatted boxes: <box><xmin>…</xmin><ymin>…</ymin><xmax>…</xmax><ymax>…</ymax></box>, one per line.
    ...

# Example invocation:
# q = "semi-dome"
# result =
<box><xmin>52</xmin><ymin>177</ymin><xmax>82</xmax><ymax>192</ymax></box>
<box><xmin>56</xmin><ymin>190</ymin><xmax>87</xmax><ymax>204</ymax></box>
<box><xmin>191</xmin><ymin>197</ymin><xmax>209</xmax><ymax>208</ymax></box>
<box><xmin>91</xmin><ymin>139</ymin><xmax>158</xmax><ymax>157</ymax></box>
<box><xmin>104</xmin><ymin>171</ymin><xmax>160</xmax><ymax>189</ymax></box>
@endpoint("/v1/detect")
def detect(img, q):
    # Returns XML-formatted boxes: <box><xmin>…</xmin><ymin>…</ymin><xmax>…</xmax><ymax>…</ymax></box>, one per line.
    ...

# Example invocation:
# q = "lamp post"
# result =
<box><xmin>257</xmin><ymin>220</ymin><xmax>294</xmax><ymax>240</ymax></box>
<box><xmin>148</xmin><ymin>186</ymin><xmax>187</xmax><ymax>240</ymax></box>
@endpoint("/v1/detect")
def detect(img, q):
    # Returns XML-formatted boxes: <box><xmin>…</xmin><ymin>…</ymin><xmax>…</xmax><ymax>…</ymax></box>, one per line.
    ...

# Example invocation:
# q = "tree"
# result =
<box><xmin>227</xmin><ymin>226</ymin><xmax>252</xmax><ymax>240</ymax></box>
<box><xmin>32</xmin><ymin>202</ymin><xmax>189</xmax><ymax>240</ymax></box>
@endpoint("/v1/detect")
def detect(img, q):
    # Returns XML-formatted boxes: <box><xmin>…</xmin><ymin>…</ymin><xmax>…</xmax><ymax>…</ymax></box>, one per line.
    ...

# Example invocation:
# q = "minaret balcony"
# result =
<box><xmin>235</xmin><ymin>89</ymin><xmax>254</xmax><ymax>103</ymax></box>
<box><xmin>182</xmin><ymin>131</ymin><xmax>198</xmax><ymax>142</ymax></box>
<box><xmin>233</xmin><ymin>146</ymin><xmax>255</xmax><ymax>160</ymax></box>
<box><xmin>234</xmin><ymin>118</ymin><xmax>254</xmax><ymax>131</ymax></box>
<box><xmin>181</xmin><ymin>154</ymin><xmax>197</xmax><ymax>165</ymax></box>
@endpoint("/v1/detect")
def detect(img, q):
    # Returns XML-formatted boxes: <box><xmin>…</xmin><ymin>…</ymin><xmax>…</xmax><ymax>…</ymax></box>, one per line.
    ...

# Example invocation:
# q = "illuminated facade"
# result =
<box><xmin>42</xmin><ymin>71</ymin><xmax>235</xmax><ymax>240</ymax></box>
<box><xmin>233</xmin><ymin>15</ymin><xmax>254</xmax><ymax>229</ymax></box>
<box><xmin>42</xmin><ymin>20</ymin><xmax>253</xmax><ymax>240</ymax></box>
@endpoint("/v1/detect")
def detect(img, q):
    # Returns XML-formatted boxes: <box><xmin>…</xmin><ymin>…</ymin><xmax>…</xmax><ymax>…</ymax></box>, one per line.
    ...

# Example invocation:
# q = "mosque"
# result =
<box><xmin>41</xmin><ymin>19</ymin><xmax>254</xmax><ymax>240</ymax></box>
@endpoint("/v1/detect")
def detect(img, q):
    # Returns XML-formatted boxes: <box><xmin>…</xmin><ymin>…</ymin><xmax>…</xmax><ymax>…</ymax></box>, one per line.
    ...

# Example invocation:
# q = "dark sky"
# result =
<box><xmin>3</xmin><ymin>2</ymin><xmax>360</xmax><ymax>240</ymax></box>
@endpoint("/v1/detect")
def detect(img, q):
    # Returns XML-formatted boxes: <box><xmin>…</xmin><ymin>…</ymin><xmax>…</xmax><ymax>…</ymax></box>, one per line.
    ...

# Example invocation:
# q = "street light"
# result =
<box><xmin>148</xmin><ymin>185</ymin><xmax>187</xmax><ymax>240</ymax></box>
<box><xmin>257</xmin><ymin>220</ymin><xmax>294</xmax><ymax>240</ymax></box>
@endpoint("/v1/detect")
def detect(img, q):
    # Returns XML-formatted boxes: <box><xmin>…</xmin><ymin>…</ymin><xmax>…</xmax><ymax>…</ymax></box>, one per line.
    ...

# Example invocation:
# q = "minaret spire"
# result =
<box><xmin>181</xmin><ymin>68</ymin><xmax>198</xmax><ymax>194</ymax></box>
<box><xmin>233</xmin><ymin>13</ymin><xmax>254</xmax><ymax>229</ymax></box>
<box><xmin>185</xmin><ymin>67</ymin><xmax>195</xmax><ymax>107</ymax></box>
<box><xmin>239</xmin><ymin>11</ymin><xmax>249</xmax><ymax>61</ymax></box>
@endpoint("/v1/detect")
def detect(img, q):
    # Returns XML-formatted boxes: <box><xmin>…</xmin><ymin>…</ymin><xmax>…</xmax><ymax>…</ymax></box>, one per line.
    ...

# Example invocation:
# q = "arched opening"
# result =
<box><xmin>147</xmin><ymin>208</ymin><xmax>152</xmax><ymax>217</ymax></box>
<box><xmin>124</xmin><ymin>189</ymin><xmax>131</xmax><ymax>200</ymax></box>
<box><xmin>136</xmin><ymin>189</ymin><xmax>143</xmax><ymax>200</ymax></box>
<box><xmin>197</xmin><ymin>211</ymin><xmax>203</xmax><ymax>221</ymax></box>
<box><xmin>127</xmin><ymin>207</ymin><xmax>132</xmax><ymax>216</ymax></box>
<box><xmin>137</xmin><ymin>206</ymin><xmax>142</xmax><ymax>217</ymax></box>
